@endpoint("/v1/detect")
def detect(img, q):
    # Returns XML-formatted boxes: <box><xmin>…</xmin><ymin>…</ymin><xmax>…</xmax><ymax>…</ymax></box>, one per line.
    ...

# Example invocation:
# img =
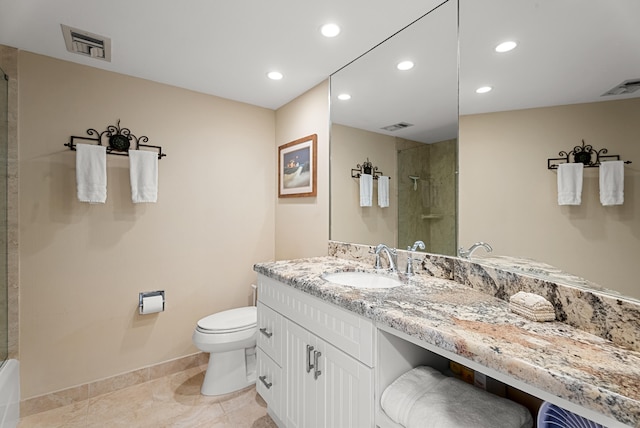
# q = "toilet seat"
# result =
<box><xmin>196</xmin><ymin>306</ymin><xmax>257</xmax><ymax>334</ymax></box>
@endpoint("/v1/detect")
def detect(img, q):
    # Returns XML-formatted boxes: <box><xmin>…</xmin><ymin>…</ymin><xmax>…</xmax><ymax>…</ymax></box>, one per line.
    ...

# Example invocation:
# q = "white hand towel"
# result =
<box><xmin>129</xmin><ymin>150</ymin><xmax>158</xmax><ymax>203</ymax></box>
<box><xmin>76</xmin><ymin>143</ymin><xmax>107</xmax><ymax>203</ymax></box>
<box><xmin>378</xmin><ymin>176</ymin><xmax>390</xmax><ymax>208</ymax></box>
<box><xmin>599</xmin><ymin>160</ymin><xmax>624</xmax><ymax>206</ymax></box>
<box><xmin>360</xmin><ymin>174</ymin><xmax>373</xmax><ymax>207</ymax></box>
<box><xmin>557</xmin><ymin>163</ymin><xmax>583</xmax><ymax>205</ymax></box>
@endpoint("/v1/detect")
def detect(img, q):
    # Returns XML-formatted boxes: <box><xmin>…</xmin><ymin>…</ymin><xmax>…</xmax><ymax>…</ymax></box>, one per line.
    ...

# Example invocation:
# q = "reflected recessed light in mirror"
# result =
<box><xmin>397</xmin><ymin>60</ymin><xmax>414</xmax><ymax>71</ymax></box>
<box><xmin>476</xmin><ymin>86</ymin><xmax>493</xmax><ymax>94</ymax></box>
<box><xmin>267</xmin><ymin>71</ymin><xmax>283</xmax><ymax>80</ymax></box>
<box><xmin>321</xmin><ymin>23</ymin><xmax>341</xmax><ymax>38</ymax></box>
<box><xmin>495</xmin><ymin>41</ymin><xmax>517</xmax><ymax>53</ymax></box>
<box><xmin>337</xmin><ymin>93</ymin><xmax>351</xmax><ymax>101</ymax></box>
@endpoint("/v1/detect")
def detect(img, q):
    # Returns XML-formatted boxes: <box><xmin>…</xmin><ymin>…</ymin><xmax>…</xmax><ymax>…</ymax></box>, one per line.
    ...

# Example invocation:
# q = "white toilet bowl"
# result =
<box><xmin>192</xmin><ymin>306</ymin><xmax>257</xmax><ymax>396</ymax></box>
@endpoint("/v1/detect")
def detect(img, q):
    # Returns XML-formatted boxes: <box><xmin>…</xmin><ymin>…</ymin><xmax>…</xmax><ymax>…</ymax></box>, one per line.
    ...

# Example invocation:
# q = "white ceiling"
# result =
<box><xmin>1</xmin><ymin>0</ymin><xmax>639</xmax><ymax>144</ymax></box>
<box><xmin>0</xmin><ymin>0</ymin><xmax>443</xmax><ymax>110</ymax></box>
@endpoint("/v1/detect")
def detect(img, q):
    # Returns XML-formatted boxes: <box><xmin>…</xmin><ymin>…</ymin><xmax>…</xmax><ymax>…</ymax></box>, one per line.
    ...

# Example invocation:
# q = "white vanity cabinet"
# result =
<box><xmin>257</xmin><ymin>274</ymin><xmax>375</xmax><ymax>428</ymax></box>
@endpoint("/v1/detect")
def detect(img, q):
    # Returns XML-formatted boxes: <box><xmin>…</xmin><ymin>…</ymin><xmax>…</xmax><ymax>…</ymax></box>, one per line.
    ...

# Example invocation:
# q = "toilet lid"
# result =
<box><xmin>197</xmin><ymin>306</ymin><xmax>257</xmax><ymax>333</ymax></box>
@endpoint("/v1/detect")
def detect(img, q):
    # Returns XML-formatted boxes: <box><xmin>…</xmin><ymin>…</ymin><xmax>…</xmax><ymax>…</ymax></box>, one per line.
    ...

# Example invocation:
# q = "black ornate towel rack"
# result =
<box><xmin>547</xmin><ymin>140</ymin><xmax>630</xmax><ymax>169</ymax></box>
<box><xmin>351</xmin><ymin>158</ymin><xmax>390</xmax><ymax>180</ymax></box>
<box><xmin>64</xmin><ymin>120</ymin><xmax>166</xmax><ymax>159</ymax></box>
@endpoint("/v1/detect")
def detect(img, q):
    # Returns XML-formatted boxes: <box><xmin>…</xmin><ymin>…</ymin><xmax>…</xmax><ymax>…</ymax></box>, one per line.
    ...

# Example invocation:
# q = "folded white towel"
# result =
<box><xmin>557</xmin><ymin>163</ymin><xmax>583</xmax><ymax>205</ymax></box>
<box><xmin>129</xmin><ymin>150</ymin><xmax>158</xmax><ymax>203</ymax></box>
<box><xmin>382</xmin><ymin>366</ymin><xmax>533</xmax><ymax>428</ymax></box>
<box><xmin>378</xmin><ymin>176</ymin><xmax>390</xmax><ymax>208</ymax></box>
<box><xmin>381</xmin><ymin>366</ymin><xmax>445</xmax><ymax>426</ymax></box>
<box><xmin>360</xmin><ymin>174</ymin><xmax>373</xmax><ymax>207</ymax></box>
<box><xmin>76</xmin><ymin>143</ymin><xmax>107</xmax><ymax>204</ymax></box>
<box><xmin>599</xmin><ymin>160</ymin><xmax>624</xmax><ymax>206</ymax></box>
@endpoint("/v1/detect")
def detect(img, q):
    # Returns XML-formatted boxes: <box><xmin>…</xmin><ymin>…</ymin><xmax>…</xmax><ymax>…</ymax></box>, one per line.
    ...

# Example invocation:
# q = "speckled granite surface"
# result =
<box><xmin>254</xmin><ymin>254</ymin><xmax>640</xmax><ymax>427</ymax></box>
<box><xmin>329</xmin><ymin>241</ymin><xmax>640</xmax><ymax>353</ymax></box>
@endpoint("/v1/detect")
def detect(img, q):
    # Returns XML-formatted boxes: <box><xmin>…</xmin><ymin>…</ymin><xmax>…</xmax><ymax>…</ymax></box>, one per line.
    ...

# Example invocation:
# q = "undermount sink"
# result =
<box><xmin>322</xmin><ymin>271</ymin><xmax>402</xmax><ymax>289</ymax></box>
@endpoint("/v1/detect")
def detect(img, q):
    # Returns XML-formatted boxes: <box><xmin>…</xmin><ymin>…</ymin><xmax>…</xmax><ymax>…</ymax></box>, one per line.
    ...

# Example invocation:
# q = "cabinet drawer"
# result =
<box><xmin>258</xmin><ymin>274</ymin><xmax>375</xmax><ymax>367</ymax></box>
<box><xmin>256</xmin><ymin>348</ymin><xmax>282</xmax><ymax>420</ymax></box>
<box><xmin>257</xmin><ymin>301</ymin><xmax>283</xmax><ymax>364</ymax></box>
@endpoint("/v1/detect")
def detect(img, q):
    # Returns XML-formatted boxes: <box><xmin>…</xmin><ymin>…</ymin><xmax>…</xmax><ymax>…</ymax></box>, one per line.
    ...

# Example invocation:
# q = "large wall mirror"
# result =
<box><xmin>458</xmin><ymin>0</ymin><xmax>640</xmax><ymax>300</ymax></box>
<box><xmin>329</xmin><ymin>0</ymin><xmax>458</xmax><ymax>255</ymax></box>
<box><xmin>330</xmin><ymin>0</ymin><xmax>640</xmax><ymax>300</ymax></box>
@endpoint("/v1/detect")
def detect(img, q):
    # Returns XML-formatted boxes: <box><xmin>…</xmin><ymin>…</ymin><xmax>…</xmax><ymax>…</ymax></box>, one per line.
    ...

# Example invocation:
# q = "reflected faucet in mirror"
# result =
<box><xmin>458</xmin><ymin>242</ymin><xmax>493</xmax><ymax>259</ymax></box>
<box><xmin>371</xmin><ymin>244</ymin><xmax>397</xmax><ymax>272</ymax></box>
<box><xmin>406</xmin><ymin>240</ymin><xmax>426</xmax><ymax>276</ymax></box>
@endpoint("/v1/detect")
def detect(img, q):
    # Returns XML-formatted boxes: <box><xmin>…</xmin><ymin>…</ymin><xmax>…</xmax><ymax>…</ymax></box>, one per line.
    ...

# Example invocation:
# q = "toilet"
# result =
<box><xmin>192</xmin><ymin>306</ymin><xmax>257</xmax><ymax>396</ymax></box>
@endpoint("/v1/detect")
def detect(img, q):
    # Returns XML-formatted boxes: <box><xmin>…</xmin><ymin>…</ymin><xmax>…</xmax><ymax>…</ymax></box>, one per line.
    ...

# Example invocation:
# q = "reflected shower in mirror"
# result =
<box><xmin>458</xmin><ymin>0</ymin><xmax>640</xmax><ymax>299</ymax></box>
<box><xmin>330</xmin><ymin>0</ymin><xmax>458</xmax><ymax>255</ymax></box>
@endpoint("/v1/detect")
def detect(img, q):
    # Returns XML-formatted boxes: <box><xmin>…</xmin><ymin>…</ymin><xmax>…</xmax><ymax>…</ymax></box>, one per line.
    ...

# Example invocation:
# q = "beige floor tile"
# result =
<box><xmin>19</xmin><ymin>366</ymin><xmax>274</xmax><ymax>428</ymax></box>
<box><xmin>18</xmin><ymin>401</ymin><xmax>88</xmax><ymax>428</ymax></box>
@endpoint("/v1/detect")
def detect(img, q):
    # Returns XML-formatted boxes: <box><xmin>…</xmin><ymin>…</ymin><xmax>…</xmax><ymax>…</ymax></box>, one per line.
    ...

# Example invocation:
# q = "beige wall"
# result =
<box><xmin>274</xmin><ymin>81</ymin><xmax>329</xmax><ymax>260</ymax></box>
<box><xmin>330</xmin><ymin>124</ymin><xmax>397</xmax><ymax>246</ymax></box>
<box><xmin>19</xmin><ymin>52</ymin><xmax>276</xmax><ymax>398</ymax></box>
<box><xmin>459</xmin><ymin>98</ymin><xmax>640</xmax><ymax>299</ymax></box>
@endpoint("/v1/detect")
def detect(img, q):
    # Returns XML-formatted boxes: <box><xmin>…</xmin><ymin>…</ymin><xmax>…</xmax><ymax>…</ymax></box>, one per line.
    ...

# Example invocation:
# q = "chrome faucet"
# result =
<box><xmin>405</xmin><ymin>240</ymin><xmax>426</xmax><ymax>276</ymax></box>
<box><xmin>372</xmin><ymin>244</ymin><xmax>397</xmax><ymax>272</ymax></box>
<box><xmin>458</xmin><ymin>242</ymin><xmax>493</xmax><ymax>259</ymax></box>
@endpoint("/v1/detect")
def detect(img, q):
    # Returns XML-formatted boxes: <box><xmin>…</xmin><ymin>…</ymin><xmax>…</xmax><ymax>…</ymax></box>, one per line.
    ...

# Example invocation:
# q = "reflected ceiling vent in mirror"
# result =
<box><xmin>61</xmin><ymin>24</ymin><xmax>111</xmax><ymax>62</ymax></box>
<box><xmin>601</xmin><ymin>79</ymin><xmax>640</xmax><ymax>96</ymax></box>
<box><xmin>381</xmin><ymin>122</ymin><xmax>414</xmax><ymax>132</ymax></box>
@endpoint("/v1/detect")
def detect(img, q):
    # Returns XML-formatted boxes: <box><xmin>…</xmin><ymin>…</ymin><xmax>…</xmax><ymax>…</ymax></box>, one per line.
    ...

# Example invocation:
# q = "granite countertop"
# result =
<box><xmin>254</xmin><ymin>256</ymin><xmax>640</xmax><ymax>427</ymax></box>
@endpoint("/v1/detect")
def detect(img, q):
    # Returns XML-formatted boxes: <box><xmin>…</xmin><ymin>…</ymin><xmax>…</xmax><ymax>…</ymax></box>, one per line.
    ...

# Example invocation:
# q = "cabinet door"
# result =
<box><xmin>314</xmin><ymin>338</ymin><xmax>374</xmax><ymax>428</ymax></box>
<box><xmin>284</xmin><ymin>320</ymin><xmax>316</xmax><ymax>428</ymax></box>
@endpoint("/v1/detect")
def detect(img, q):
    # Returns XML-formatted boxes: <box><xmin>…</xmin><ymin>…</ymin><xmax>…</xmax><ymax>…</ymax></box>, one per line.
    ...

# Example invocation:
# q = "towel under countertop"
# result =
<box><xmin>381</xmin><ymin>366</ymin><xmax>533</xmax><ymax>428</ymax></box>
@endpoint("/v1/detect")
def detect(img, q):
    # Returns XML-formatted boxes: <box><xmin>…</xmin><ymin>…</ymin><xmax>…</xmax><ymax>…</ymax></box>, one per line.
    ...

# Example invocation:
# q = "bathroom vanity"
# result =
<box><xmin>254</xmin><ymin>244</ymin><xmax>640</xmax><ymax>428</ymax></box>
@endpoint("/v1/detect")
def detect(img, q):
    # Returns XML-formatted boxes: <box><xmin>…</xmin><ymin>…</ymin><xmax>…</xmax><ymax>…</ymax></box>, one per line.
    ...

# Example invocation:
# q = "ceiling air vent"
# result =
<box><xmin>601</xmin><ymin>79</ymin><xmax>640</xmax><ymax>96</ymax></box>
<box><xmin>381</xmin><ymin>122</ymin><xmax>414</xmax><ymax>132</ymax></box>
<box><xmin>61</xmin><ymin>24</ymin><xmax>111</xmax><ymax>62</ymax></box>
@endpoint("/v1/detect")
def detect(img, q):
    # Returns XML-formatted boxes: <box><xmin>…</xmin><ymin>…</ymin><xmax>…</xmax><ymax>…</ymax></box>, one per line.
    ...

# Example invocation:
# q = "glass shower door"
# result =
<box><xmin>0</xmin><ymin>66</ymin><xmax>8</xmax><ymax>364</ymax></box>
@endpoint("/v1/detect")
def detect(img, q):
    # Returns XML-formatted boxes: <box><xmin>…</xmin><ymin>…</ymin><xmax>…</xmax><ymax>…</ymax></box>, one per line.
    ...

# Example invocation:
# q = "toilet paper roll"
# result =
<box><xmin>140</xmin><ymin>295</ymin><xmax>164</xmax><ymax>314</ymax></box>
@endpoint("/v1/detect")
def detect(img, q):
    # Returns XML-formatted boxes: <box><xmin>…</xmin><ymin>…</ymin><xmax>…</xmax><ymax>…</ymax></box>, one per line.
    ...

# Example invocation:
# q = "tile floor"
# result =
<box><xmin>18</xmin><ymin>365</ymin><xmax>277</xmax><ymax>428</ymax></box>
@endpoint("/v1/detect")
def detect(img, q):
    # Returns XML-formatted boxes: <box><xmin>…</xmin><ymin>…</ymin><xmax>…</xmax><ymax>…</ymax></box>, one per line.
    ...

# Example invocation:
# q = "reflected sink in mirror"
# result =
<box><xmin>322</xmin><ymin>271</ymin><xmax>402</xmax><ymax>289</ymax></box>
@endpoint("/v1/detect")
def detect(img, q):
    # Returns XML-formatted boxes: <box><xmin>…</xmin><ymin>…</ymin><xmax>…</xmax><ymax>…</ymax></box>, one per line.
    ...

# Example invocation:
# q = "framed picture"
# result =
<box><xmin>278</xmin><ymin>134</ymin><xmax>317</xmax><ymax>198</ymax></box>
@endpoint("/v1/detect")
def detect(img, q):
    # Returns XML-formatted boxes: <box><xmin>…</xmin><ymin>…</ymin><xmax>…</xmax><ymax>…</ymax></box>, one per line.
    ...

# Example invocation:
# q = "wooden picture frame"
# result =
<box><xmin>278</xmin><ymin>134</ymin><xmax>317</xmax><ymax>198</ymax></box>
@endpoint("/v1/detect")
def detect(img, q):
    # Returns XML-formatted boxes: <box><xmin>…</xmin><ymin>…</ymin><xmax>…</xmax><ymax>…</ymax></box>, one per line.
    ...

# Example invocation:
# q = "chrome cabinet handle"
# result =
<box><xmin>259</xmin><ymin>375</ymin><xmax>272</xmax><ymax>389</ymax></box>
<box><xmin>259</xmin><ymin>327</ymin><xmax>273</xmax><ymax>338</ymax></box>
<box><xmin>313</xmin><ymin>351</ymin><xmax>322</xmax><ymax>380</ymax></box>
<box><xmin>306</xmin><ymin>345</ymin><xmax>315</xmax><ymax>373</ymax></box>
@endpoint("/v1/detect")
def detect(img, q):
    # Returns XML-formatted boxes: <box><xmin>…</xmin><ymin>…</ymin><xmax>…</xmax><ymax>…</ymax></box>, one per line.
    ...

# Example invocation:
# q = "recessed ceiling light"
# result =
<box><xmin>495</xmin><ymin>41</ymin><xmax>517</xmax><ymax>53</ymax></box>
<box><xmin>321</xmin><ymin>23</ymin><xmax>341</xmax><ymax>38</ymax></box>
<box><xmin>397</xmin><ymin>60</ymin><xmax>414</xmax><ymax>71</ymax></box>
<box><xmin>337</xmin><ymin>93</ymin><xmax>351</xmax><ymax>101</ymax></box>
<box><xmin>267</xmin><ymin>71</ymin><xmax>283</xmax><ymax>80</ymax></box>
<box><xmin>476</xmin><ymin>86</ymin><xmax>493</xmax><ymax>94</ymax></box>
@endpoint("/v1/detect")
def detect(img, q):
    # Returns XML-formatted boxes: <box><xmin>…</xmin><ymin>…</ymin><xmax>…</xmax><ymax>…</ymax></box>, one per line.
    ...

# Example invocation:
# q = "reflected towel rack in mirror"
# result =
<box><xmin>64</xmin><ymin>119</ymin><xmax>167</xmax><ymax>159</ymax></box>
<box><xmin>547</xmin><ymin>139</ymin><xmax>629</xmax><ymax>169</ymax></box>
<box><xmin>351</xmin><ymin>158</ymin><xmax>390</xmax><ymax>180</ymax></box>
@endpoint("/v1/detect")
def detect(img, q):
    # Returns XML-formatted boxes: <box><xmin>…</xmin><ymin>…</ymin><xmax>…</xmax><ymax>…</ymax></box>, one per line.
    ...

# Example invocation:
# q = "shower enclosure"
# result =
<box><xmin>0</xmin><ymin>66</ymin><xmax>8</xmax><ymax>366</ymax></box>
<box><xmin>397</xmin><ymin>139</ymin><xmax>457</xmax><ymax>255</ymax></box>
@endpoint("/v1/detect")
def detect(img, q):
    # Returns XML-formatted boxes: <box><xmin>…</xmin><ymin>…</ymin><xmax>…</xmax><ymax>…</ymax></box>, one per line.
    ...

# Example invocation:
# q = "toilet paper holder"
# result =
<box><xmin>139</xmin><ymin>290</ymin><xmax>165</xmax><ymax>314</ymax></box>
